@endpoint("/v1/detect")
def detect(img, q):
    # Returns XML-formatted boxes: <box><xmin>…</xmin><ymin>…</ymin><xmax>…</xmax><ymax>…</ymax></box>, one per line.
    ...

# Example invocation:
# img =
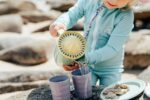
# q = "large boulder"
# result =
<box><xmin>124</xmin><ymin>30</ymin><xmax>150</xmax><ymax>69</ymax></box>
<box><xmin>133</xmin><ymin>3</ymin><xmax>150</xmax><ymax>31</ymax></box>
<box><xmin>0</xmin><ymin>33</ymin><xmax>55</xmax><ymax>65</ymax></box>
<box><xmin>0</xmin><ymin>1</ymin><xmax>18</xmax><ymax>15</ymax></box>
<box><xmin>0</xmin><ymin>59</ymin><xmax>65</xmax><ymax>94</ymax></box>
<box><xmin>134</xmin><ymin>3</ymin><xmax>150</xmax><ymax>20</ymax></box>
<box><xmin>0</xmin><ymin>80</ymin><xmax>49</xmax><ymax>94</ymax></box>
<box><xmin>47</xmin><ymin>0</ymin><xmax>75</xmax><ymax>12</ymax></box>
<box><xmin>7</xmin><ymin>0</ymin><xmax>37</xmax><ymax>11</ymax></box>
<box><xmin>0</xmin><ymin>15</ymin><xmax>23</xmax><ymax>33</ymax></box>
<box><xmin>0</xmin><ymin>70</ymin><xmax>64</xmax><ymax>83</ymax></box>
<box><xmin>4</xmin><ymin>86</ymin><xmax>102</xmax><ymax>100</ymax></box>
<box><xmin>23</xmin><ymin>21</ymin><xmax>52</xmax><ymax>33</ymax></box>
<box><xmin>5</xmin><ymin>85</ymin><xmax>146</xmax><ymax>100</ymax></box>
<box><xmin>19</xmin><ymin>10</ymin><xmax>61</xmax><ymax>23</ymax></box>
<box><xmin>0</xmin><ymin>90</ymin><xmax>32</xmax><ymax>100</ymax></box>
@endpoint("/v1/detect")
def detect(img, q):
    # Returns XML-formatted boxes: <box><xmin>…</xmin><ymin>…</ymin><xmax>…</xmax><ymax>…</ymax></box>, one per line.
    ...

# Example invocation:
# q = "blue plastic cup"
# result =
<box><xmin>72</xmin><ymin>67</ymin><xmax>92</xmax><ymax>99</ymax></box>
<box><xmin>49</xmin><ymin>75</ymin><xmax>71</xmax><ymax>100</ymax></box>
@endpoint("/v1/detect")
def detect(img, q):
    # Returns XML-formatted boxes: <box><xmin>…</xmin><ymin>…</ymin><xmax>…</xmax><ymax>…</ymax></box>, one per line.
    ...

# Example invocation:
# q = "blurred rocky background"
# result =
<box><xmin>0</xmin><ymin>0</ymin><xmax>150</xmax><ymax>99</ymax></box>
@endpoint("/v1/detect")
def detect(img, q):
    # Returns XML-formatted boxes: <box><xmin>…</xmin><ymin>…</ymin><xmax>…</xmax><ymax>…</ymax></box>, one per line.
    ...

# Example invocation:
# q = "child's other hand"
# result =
<box><xmin>63</xmin><ymin>62</ymin><xmax>80</xmax><ymax>71</ymax></box>
<box><xmin>49</xmin><ymin>22</ymin><xmax>66</xmax><ymax>37</ymax></box>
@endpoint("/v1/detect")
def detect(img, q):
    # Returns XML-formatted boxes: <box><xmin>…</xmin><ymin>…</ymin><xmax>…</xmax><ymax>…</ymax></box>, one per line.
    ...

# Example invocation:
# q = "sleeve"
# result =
<box><xmin>86</xmin><ymin>11</ymin><xmax>134</xmax><ymax>65</ymax></box>
<box><xmin>54</xmin><ymin>0</ymin><xmax>85</xmax><ymax>29</ymax></box>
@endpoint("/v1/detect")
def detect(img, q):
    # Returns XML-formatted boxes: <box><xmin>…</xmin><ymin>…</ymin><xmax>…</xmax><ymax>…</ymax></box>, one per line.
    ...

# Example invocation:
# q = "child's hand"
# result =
<box><xmin>63</xmin><ymin>62</ymin><xmax>80</xmax><ymax>71</ymax></box>
<box><xmin>49</xmin><ymin>22</ymin><xmax>66</xmax><ymax>37</ymax></box>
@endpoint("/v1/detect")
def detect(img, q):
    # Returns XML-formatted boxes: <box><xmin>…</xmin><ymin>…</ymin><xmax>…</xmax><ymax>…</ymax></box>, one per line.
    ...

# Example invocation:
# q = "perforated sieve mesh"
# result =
<box><xmin>58</xmin><ymin>31</ymin><xmax>86</xmax><ymax>60</ymax></box>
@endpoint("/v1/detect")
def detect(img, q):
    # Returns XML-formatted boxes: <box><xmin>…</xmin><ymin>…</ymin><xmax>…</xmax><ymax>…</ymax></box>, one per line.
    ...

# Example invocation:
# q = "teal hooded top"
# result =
<box><xmin>54</xmin><ymin>0</ymin><xmax>134</xmax><ymax>72</ymax></box>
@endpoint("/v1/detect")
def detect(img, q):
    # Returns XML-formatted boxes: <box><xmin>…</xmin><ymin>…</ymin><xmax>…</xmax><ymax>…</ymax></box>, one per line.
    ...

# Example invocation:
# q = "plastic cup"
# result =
<box><xmin>49</xmin><ymin>75</ymin><xmax>71</xmax><ymax>100</ymax></box>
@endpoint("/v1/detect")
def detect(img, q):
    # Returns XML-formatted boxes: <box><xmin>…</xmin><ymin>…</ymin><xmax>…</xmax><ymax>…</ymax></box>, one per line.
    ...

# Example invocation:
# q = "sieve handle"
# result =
<box><xmin>57</xmin><ymin>29</ymin><xmax>65</xmax><ymax>36</ymax></box>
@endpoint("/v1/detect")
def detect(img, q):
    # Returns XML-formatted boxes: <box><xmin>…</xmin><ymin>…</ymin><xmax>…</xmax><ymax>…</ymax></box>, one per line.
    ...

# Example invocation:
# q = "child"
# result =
<box><xmin>49</xmin><ymin>0</ymin><xmax>138</xmax><ymax>87</ymax></box>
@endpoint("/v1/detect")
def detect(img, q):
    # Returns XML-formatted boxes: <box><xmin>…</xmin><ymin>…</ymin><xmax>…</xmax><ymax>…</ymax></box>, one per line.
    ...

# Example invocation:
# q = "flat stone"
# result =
<box><xmin>0</xmin><ymin>1</ymin><xmax>18</xmax><ymax>15</ymax></box>
<box><xmin>124</xmin><ymin>31</ymin><xmax>150</xmax><ymax>69</ymax></box>
<box><xmin>19</xmin><ymin>10</ymin><xmax>61</xmax><ymax>23</ymax></box>
<box><xmin>4</xmin><ymin>85</ymin><xmax>103</xmax><ymax>100</ymax></box>
<box><xmin>47</xmin><ymin>0</ymin><xmax>75</xmax><ymax>12</ymax></box>
<box><xmin>0</xmin><ymin>80</ymin><xmax>49</xmax><ymax>94</ymax></box>
<box><xmin>23</xmin><ymin>21</ymin><xmax>52</xmax><ymax>33</ymax></box>
<box><xmin>7</xmin><ymin>0</ymin><xmax>37</xmax><ymax>11</ymax></box>
<box><xmin>0</xmin><ymin>33</ymin><xmax>55</xmax><ymax>65</ymax></box>
<box><xmin>134</xmin><ymin>3</ymin><xmax>150</xmax><ymax>20</ymax></box>
<box><xmin>138</xmin><ymin>66</ymin><xmax>150</xmax><ymax>82</ymax></box>
<box><xmin>0</xmin><ymin>15</ymin><xmax>22</xmax><ymax>33</ymax></box>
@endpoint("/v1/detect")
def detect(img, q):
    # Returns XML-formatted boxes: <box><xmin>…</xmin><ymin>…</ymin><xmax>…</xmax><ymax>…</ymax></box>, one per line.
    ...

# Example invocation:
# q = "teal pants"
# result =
<box><xmin>89</xmin><ymin>67</ymin><xmax>122</xmax><ymax>87</ymax></box>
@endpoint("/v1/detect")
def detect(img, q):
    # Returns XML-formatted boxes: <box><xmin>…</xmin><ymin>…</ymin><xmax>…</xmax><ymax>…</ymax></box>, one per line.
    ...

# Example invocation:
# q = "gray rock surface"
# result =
<box><xmin>7</xmin><ymin>0</ymin><xmax>37</xmax><ymax>11</ymax></box>
<box><xmin>0</xmin><ymin>58</ymin><xmax>66</xmax><ymax>94</ymax></box>
<box><xmin>0</xmin><ymin>33</ymin><xmax>55</xmax><ymax>65</ymax></box>
<box><xmin>23</xmin><ymin>21</ymin><xmax>52</xmax><ymax>33</ymax></box>
<box><xmin>19</xmin><ymin>10</ymin><xmax>61</xmax><ymax>23</ymax></box>
<box><xmin>0</xmin><ymin>1</ymin><xmax>18</xmax><ymax>15</ymax></box>
<box><xmin>47</xmin><ymin>0</ymin><xmax>75</xmax><ymax>12</ymax></box>
<box><xmin>0</xmin><ymin>80</ymin><xmax>49</xmax><ymax>94</ymax></box>
<box><xmin>134</xmin><ymin>3</ymin><xmax>150</xmax><ymax>20</ymax></box>
<box><xmin>124</xmin><ymin>31</ymin><xmax>150</xmax><ymax>69</ymax></box>
<box><xmin>0</xmin><ymin>15</ymin><xmax>22</xmax><ymax>33</ymax></box>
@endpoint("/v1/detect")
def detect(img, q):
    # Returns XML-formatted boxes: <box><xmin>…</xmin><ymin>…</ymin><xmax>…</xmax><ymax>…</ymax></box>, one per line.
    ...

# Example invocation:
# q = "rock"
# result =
<box><xmin>5</xmin><ymin>86</ymin><xmax>103</xmax><ymax>100</ymax></box>
<box><xmin>0</xmin><ymin>33</ymin><xmax>55</xmax><ymax>65</ymax></box>
<box><xmin>7</xmin><ymin>0</ymin><xmax>37</xmax><ymax>11</ymax></box>
<box><xmin>27</xmin><ymin>85</ymin><xmax>52</xmax><ymax>100</ymax></box>
<box><xmin>0</xmin><ymin>58</ymin><xmax>66</xmax><ymax>94</ymax></box>
<box><xmin>124</xmin><ymin>31</ymin><xmax>150</xmax><ymax>69</ymax></box>
<box><xmin>0</xmin><ymin>70</ymin><xmax>64</xmax><ymax>83</ymax></box>
<box><xmin>4</xmin><ymin>90</ymin><xmax>32</xmax><ymax>100</ymax></box>
<box><xmin>0</xmin><ymin>15</ymin><xmax>22</xmax><ymax>33</ymax></box>
<box><xmin>31</xmin><ymin>0</ymin><xmax>51</xmax><ymax>12</ymax></box>
<box><xmin>138</xmin><ymin>67</ymin><xmax>150</xmax><ymax>82</ymax></box>
<box><xmin>23</xmin><ymin>21</ymin><xmax>52</xmax><ymax>33</ymax></box>
<box><xmin>3</xmin><ymin>85</ymin><xmax>148</xmax><ymax>100</ymax></box>
<box><xmin>0</xmin><ymin>1</ymin><xmax>18</xmax><ymax>15</ymax></box>
<box><xmin>134</xmin><ymin>10</ymin><xmax>150</xmax><ymax>20</ymax></box>
<box><xmin>0</xmin><ymin>58</ymin><xmax>66</xmax><ymax>82</ymax></box>
<box><xmin>0</xmin><ymin>59</ymin><xmax>66</xmax><ymax>95</ymax></box>
<box><xmin>19</xmin><ymin>10</ymin><xmax>61</xmax><ymax>23</ymax></box>
<box><xmin>0</xmin><ymin>80</ymin><xmax>49</xmax><ymax>94</ymax></box>
<box><xmin>47</xmin><ymin>0</ymin><xmax>76</xmax><ymax>12</ymax></box>
<box><xmin>134</xmin><ymin>3</ymin><xmax>150</xmax><ymax>20</ymax></box>
<box><xmin>133</xmin><ymin>3</ymin><xmax>150</xmax><ymax>31</ymax></box>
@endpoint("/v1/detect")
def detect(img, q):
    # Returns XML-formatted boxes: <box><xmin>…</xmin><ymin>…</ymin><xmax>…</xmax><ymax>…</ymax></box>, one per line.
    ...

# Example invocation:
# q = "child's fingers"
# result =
<box><xmin>74</xmin><ymin>62</ymin><xmax>82</xmax><ymax>67</ymax></box>
<box><xmin>75</xmin><ymin>63</ymin><xmax>78</xmax><ymax>67</ymax></box>
<box><xmin>49</xmin><ymin>23</ymin><xmax>66</xmax><ymax>37</ymax></box>
<box><xmin>49</xmin><ymin>24</ymin><xmax>58</xmax><ymax>37</ymax></box>
<box><xmin>54</xmin><ymin>23</ymin><xmax>66</xmax><ymax>31</ymax></box>
<box><xmin>63</xmin><ymin>65</ymin><xmax>74</xmax><ymax>71</ymax></box>
<box><xmin>58</xmin><ymin>23</ymin><xmax>67</xmax><ymax>30</ymax></box>
<box><xmin>63</xmin><ymin>65</ymin><xmax>79</xmax><ymax>71</ymax></box>
<box><xmin>54</xmin><ymin>25</ymin><xmax>59</xmax><ymax>31</ymax></box>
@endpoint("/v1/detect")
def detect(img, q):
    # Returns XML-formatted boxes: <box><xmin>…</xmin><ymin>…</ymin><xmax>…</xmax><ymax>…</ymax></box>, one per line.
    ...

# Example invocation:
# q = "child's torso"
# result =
<box><xmin>83</xmin><ymin>0</ymin><xmax>131</xmax><ymax>70</ymax></box>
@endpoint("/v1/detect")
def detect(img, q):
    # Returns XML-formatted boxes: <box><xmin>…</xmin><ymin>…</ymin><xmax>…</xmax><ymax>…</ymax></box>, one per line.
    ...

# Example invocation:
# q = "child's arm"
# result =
<box><xmin>54</xmin><ymin>0</ymin><xmax>85</xmax><ymax>29</ymax></box>
<box><xmin>86</xmin><ymin>11</ymin><xmax>134</xmax><ymax>65</ymax></box>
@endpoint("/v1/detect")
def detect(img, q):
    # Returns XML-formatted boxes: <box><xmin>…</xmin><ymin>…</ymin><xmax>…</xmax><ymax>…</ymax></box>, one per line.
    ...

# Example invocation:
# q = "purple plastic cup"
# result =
<box><xmin>72</xmin><ymin>68</ymin><xmax>92</xmax><ymax>99</ymax></box>
<box><xmin>49</xmin><ymin>75</ymin><xmax>71</xmax><ymax>100</ymax></box>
